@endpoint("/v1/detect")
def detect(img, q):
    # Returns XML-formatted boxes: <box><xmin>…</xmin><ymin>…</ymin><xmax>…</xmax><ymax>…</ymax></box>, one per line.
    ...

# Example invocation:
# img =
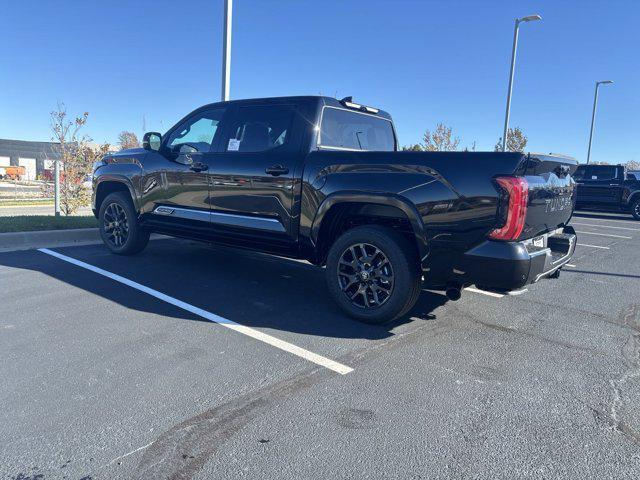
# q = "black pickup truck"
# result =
<box><xmin>92</xmin><ymin>96</ymin><xmax>577</xmax><ymax>323</ymax></box>
<box><xmin>574</xmin><ymin>164</ymin><xmax>640</xmax><ymax>220</ymax></box>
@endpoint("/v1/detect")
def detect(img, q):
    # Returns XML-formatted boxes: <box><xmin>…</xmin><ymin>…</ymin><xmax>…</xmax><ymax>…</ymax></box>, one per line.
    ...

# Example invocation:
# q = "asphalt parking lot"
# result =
<box><xmin>2</xmin><ymin>211</ymin><xmax>639</xmax><ymax>479</ymax></box>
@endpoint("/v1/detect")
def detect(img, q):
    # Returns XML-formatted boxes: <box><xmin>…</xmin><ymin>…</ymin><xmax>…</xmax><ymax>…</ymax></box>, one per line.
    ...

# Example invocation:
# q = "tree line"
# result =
<box><xmin>402</xmin><ymin>123</ymin><xmax>528</xmax><ymax>153</ymax></box>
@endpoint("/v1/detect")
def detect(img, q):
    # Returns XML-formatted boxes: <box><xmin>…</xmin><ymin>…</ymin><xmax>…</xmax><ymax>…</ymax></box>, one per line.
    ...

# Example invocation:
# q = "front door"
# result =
<box><xmin>141</xmin><ymin>106</ymin><xmax>227</xmax><ymax>232</ymax></box>
<box><xmin>207</xmin><ymin>103</ymin><xmax>302</xmax><ymax>246</ymax></box>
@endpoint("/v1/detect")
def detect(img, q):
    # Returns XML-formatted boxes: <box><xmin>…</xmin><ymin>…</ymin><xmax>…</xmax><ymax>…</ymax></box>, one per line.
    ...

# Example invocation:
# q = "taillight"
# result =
<box><xmin>489</xmin><ymin>176</ymin><xmax>528</xmax><ymax>241</ymax></box>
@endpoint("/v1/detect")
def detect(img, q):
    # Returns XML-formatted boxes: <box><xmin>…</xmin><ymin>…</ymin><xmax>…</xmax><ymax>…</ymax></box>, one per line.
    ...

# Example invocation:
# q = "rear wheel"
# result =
<box><xmin>99</xmin><ymin>191</ymin><xmax>149</xmax><ymax>255</ymax></box>
<box><xmin>632</xmin><ymin>199</ymin><xmax>640</xmax><ymax>220</ymax></box>
<box><xmin>325</xmin><ymin>226</ymin><xmax>422</xmax><ymax>324</ymax></box>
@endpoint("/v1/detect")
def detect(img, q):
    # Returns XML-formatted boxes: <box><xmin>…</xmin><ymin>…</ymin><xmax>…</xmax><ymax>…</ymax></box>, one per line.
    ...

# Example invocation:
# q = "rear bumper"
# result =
<box><xmin>457</xmin><ymin>226</ymin><xmax>576</xmax><ymax>292</ymax></box>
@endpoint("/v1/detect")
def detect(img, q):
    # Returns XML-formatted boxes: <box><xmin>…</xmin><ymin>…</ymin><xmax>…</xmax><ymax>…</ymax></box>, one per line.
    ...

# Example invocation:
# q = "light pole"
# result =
<box><xmin>586</xmin><ymin>80</ymin><xmax>614</xmax><ymax>164</ymax></box>
<box><xmin>501</xmin><ymin>14</ymin><xmax>542</xmax><ymax>152</ymax></box>
<box><xmin>221</xmin><ymin>0</ymin><xmax>233</xmax><ymax>101</ymax></box>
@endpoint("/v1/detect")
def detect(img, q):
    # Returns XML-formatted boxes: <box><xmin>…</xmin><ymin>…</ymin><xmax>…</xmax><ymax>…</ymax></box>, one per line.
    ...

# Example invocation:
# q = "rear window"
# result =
<box><xmin>319</xmin><ymin>107</ymin><xmax>395</xmax><ymax>151</ymax></box>
<box><xmin>574</xmin><ymin>166</ymin><xmax>618</xmax><ymax>180</ymax></box>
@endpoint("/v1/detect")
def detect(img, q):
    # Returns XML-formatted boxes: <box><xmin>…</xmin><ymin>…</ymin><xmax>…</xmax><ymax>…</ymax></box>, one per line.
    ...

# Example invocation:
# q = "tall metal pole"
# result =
<box><xmin>501</xmin><ymin>15</ymin><xmax>541</xmax><ymax>152</ymax></box>
<box><xmin>221</xmin><ymin>0</ymin><xmax>233</xmax><ymax>102</ymax></box>
<box><xmin>501</xmin><ymin>20</ymin><xmax>520</xmax><ymax>152</ymax></box>
<box><xmin>54</xmin><ymin>159</ymin><xmax>60</xmax><ymax>216</ymax></box>
<box><xmin>586</xmin><ymin>80</ymin><xmax>613</xmax><ymax>164</ymax></box>
<box><xmin>586</xmin><ymin>84</ymin><xmax>600</xmax><ymax>165</ymax></box>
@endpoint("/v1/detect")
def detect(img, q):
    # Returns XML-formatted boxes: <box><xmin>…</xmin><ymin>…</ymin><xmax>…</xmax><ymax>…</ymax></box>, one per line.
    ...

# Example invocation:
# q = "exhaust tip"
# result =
<box><xmin>445</xmin><ymin>286</ymin><xmax>462</xmax><ymax>301</ymax></box>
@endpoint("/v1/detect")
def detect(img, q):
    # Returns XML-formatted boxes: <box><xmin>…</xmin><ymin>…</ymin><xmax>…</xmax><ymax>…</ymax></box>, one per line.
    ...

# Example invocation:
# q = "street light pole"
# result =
<box><xmin>221</xmin><ymin>0</ymin><xmax>233</xmax><ymax>101</ymax></box>
<box><xmin>586</xmin><ymin>80</ymin><xmax>614</xmax><ymax>164</ymax></box>
<box><xmin>501</xmin><ymin>15</ymin><xmax>541</xmax><ymax>152</ymax></box>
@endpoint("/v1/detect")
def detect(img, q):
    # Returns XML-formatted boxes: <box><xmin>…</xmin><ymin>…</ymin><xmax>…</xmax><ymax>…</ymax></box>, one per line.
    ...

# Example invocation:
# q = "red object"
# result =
<box><xmin>2</xmin><ymin>166</ymin><xmax>26</xmax><ymax>180</ymax></box>
<box><xmin>43</xmin><ymin>169</ymin><xmax>68</xmax><ymax>182</ymax></box>
<box><xmin>489</xmin><ymin>176</ymin><xmax>529</xmax><ymax>241</ymax></box>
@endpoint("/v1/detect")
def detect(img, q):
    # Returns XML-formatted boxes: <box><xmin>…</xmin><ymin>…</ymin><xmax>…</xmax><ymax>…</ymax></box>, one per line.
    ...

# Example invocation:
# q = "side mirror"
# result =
<box><xmin>173</xmin><ymin>144</ymin><xmax>198</xmax><ymax>165</ymax></box>
<box><xmin>143</xmin><ymin>132</ymin><xmax>162</xmax><ymax>151</ymax></box>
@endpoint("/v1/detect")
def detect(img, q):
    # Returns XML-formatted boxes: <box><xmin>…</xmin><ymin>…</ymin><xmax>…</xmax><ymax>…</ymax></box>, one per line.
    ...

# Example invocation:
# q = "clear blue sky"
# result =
<box><xmin>1</xmin><ymin>0</ymin><xmax>638</xmax><ymax>163</ymax></box>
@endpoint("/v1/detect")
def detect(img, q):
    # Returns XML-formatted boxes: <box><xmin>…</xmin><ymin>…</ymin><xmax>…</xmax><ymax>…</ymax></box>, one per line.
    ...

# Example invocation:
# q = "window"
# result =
<box><xmin>319</xmin><ymin>107</ymin><xmax>395</xmax><ymax>151</ymax></box>
<box><xmin>589</xmin><ymin>166</ymin><xmax>617</xmax><ymax>180</ymax></box>
<box><xmin>573</xmin><ymin>166</ymin><xmax>586</xmax><ymax>180</ymax></box>
<box><xmin>224</xmin><ymin>105</ymin><xmax>294</xmax><ymax>153</ymax></box>
<box><xmin>167</xmin><ymin>108</ymin><xmax>225</xmax><ymax>153</ymax></box>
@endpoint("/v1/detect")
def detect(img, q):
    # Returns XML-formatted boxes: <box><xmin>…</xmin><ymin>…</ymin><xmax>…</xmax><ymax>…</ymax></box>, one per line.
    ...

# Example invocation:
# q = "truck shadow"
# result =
<box><xmin>0</xmin><ymin>238</ymin><xmax>448</xmax><ymax>341</ymax></box>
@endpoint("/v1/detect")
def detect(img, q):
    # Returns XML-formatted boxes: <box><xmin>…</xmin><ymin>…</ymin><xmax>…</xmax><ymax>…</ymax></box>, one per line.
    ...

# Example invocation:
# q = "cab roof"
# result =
<box><xmin>198</xmin><ymin>95</ymin><xmax>393</xmax><ymax>121</ymax></box>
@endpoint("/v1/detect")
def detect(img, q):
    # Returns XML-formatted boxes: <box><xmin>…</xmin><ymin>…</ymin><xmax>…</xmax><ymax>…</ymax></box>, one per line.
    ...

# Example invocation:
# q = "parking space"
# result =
<box><xmin>1</xmin><ymin>212</ymin><xmax>639</xmax><ymax>479</ymax></box>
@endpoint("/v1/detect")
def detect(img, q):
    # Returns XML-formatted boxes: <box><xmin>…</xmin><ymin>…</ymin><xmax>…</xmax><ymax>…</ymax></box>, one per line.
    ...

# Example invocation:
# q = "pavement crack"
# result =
<box><xmin>460</xmin><ymin>309</ymin><xmax>598</xmax><ymax>354</ymax></box>
<box><xmin>608</xmin><ymin>304</ymin><xmax>640</xmax><ymax>444</ymax></box>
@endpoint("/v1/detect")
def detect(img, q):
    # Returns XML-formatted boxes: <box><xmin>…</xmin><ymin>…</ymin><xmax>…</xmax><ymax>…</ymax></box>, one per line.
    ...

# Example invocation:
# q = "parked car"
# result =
<box><xmin>92</xmin><ymin>96</ymin><xmax>578</xmax><ymax>323</ymax></box>
<box><xmin>574</xmin><ymin>164</ymin><xmax>640</xmax><ymax>220</ymax></box>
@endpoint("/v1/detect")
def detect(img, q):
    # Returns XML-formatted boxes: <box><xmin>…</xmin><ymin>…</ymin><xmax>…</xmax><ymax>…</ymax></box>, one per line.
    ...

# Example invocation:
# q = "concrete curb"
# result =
<box><xmin>0</xmin><ymin>228</ymin><xmax>101</xmax><ymax>253</ymax></box>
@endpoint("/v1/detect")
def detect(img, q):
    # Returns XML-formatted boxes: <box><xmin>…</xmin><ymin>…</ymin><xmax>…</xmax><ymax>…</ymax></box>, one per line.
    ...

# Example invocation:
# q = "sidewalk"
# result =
<box><xmin>0</xmin><ymin>205</ymin><xmax>92</xmax><ymax>217</ymax></box>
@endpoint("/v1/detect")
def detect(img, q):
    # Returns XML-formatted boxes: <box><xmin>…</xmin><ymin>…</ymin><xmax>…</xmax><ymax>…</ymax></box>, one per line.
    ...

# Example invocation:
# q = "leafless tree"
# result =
<box><xmin>422</xmin><ymin>123</ymin><xmax>461</xmax><ymax>152</ymax></box>
<box><xmin>118</xmin><ymin>131</ymin><xmax>140</xmax><ymax>150</ymax></box>
<box><xmin>625</xmin><ymin>160</ymin><xmax>640</xmax><ymax>170</ymax></box>
<box><xmin>495</xmin><ymin>127</ymin><xmax>528</xmax><ymax>152</ymax></box>
<box><xmin>402</xmin><ymin>144</ymin><xmax>424</xmax><ymax>151</ymax></box>
<box><xmin>49</xmin><ymin>103</ymin><xmax>110</xmax><ymax>214</ymax></box>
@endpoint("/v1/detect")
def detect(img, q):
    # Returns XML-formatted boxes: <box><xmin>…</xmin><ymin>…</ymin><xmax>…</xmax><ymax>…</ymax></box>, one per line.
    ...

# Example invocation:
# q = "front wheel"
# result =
<box><xmin>632</xmin><ymin>199</ymin><xmax>640</xmax><ymax>220</ymax></box>
<box><xmin>99</xmin><ymin>191</ymin><xmax>149</xmax><ymax>255</ymax></box>
<box><xmin>325</xmin><ymin>226</ymin><xmax>422</xmax><ymax>324</ymax></box>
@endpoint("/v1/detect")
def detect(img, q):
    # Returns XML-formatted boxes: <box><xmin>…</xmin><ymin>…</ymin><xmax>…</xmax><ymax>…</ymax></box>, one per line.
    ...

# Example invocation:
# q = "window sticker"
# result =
<box><xmin>228</xmin><ymin>138</ymin><xmax>241</xmax><ymax>151</ymax></box>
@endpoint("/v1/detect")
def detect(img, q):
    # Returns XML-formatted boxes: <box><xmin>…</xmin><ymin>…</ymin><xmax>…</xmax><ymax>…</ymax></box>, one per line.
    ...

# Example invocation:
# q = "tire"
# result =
<box><xmin>325</xmin><ymin>225</ymin><xmax>422</xmax><ymax>324</ymax></box>
<box><xmin>99</xmin><ymin>191</ymin><xmax>149</xmax><ymax>255</ymax></box>
<box><xmin>632</xmin><ymin>199</ymin><xmax>640</xmax><ymax>221</ymax></box>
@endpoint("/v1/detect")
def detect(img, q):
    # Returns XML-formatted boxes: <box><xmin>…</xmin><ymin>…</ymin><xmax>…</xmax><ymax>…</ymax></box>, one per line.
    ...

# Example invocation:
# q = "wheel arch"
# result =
<box><xmin>94</xmin><ymin>177</ymin><xmax>137</xmax><ymax>217</ymax></box>
<box><xmin>627</xmin><ymin>189</ymin><xmax>640</xmax><ymax>206</ymax></box>
<box><xmin>311</xmin><ymin>192</ymin><xmax>428</xmax><ymax>264</ymax></box>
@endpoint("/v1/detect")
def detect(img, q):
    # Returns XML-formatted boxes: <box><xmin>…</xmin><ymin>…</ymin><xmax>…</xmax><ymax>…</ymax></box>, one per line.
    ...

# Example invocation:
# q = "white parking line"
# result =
<box><xmin>38</xmin><ymin>248</ymin><xmax>354</xmax><ymax>375</ymax></box>
<box><xmin>571</xmin><ymin>222</ymin><xmax>640</xmax><ymax>232</ymax></box>
<box><xmin>565</xmin><ymin>264</ymin><xmax>576</xmax><ymax>268</ymax></box>
<box><xmin>573</xmin><ymin>214</ymin><xmax>639</xmax><ymax>226</ymax></box>
<box><xmin>464</xmin><ymin>287</ymin><xmax>504</xmax><ymax>298</ymax></box>
<box><xmin>574</xmin><ymin>231</ymin><xmax>632</xmax><ymax>239</ymax></box>
<box><xmin>577</xmin><ymin>243</ymin><xmax>610</xmax><ymax>250</ymax></box>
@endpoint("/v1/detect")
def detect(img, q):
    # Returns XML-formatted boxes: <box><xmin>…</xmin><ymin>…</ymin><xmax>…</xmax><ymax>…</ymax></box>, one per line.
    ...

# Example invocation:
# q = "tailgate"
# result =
<box><xmin>517</xmin><ymin>154</ymin><xmax>578</xmax><ymax>240</ymax></box>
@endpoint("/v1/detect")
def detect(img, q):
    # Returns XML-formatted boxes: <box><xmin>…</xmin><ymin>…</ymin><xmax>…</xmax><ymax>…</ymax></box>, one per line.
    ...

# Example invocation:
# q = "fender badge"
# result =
<box><xmin>154</xmin><ymin>206</ymin><xmax>175</xmax><ymax>215</ymax></box>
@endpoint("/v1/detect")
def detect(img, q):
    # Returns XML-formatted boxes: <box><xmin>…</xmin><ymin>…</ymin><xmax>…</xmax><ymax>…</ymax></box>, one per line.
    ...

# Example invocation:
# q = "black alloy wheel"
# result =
<box><xmin>98</xmin><ymin>191</ymin><xmax>150</xmax><ymax>255</ymax></box>
<box><xmin>632</xmin><ymin>199</ymin><xmax>640</xmax><ymax>220</ymax></box>
<box><xmin>326</xmin><ymin>226</ymin><xmax>422</xmax><ymax>324</ymax></box>
<box><xmin>337</xmin><ymin>243</ymin><xmax>394</xmax><ymax>309</ymax></box>
<box><xmin>102</xmin><ymin>202</ymin><xmax>129</xmax><ymax>248</ymax></box>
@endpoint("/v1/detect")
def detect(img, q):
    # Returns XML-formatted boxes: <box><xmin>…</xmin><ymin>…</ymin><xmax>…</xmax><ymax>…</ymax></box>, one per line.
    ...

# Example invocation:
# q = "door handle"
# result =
<box><xmin>189</xmin><ymin>162</ymin><xmax>209</xmax><ymax>172</ymax></box>
<box><xmin>265</xmin><ymin>165</ymin><xmax>289</xmax><ymax>176</ymax></box>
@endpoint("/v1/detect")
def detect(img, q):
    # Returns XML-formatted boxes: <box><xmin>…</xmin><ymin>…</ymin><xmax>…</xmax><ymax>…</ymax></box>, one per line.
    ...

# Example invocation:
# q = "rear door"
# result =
<box><xmin>207</xmin><ymin>102</ymin><xmax>303</xmax><ymax>246</ymax></box>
